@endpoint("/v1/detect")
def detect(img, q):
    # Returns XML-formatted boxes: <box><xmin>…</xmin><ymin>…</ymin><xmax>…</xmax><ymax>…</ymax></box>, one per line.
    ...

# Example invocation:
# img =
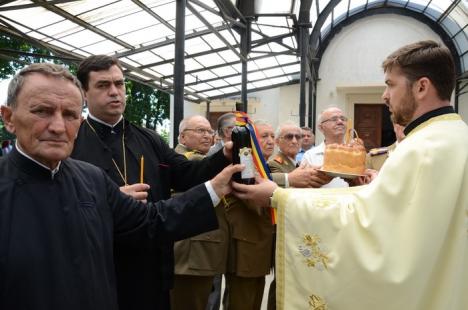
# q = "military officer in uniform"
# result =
<box><xmin>171</xmin><ymin>115</ymin><xmax>229</xmax><ymax>310</ymax></box>
<box><xmin>268</xmin><ymin>121</ymin><xmax>302</xmax><ymax>174</ymax></box>
<box><xmin>366</xmin><ymin>123</ymin><xmax>405</xmax><ymax>171</ymax></box>
<box><xmin>266</xmin><ymin>121</ymin><xmax>331</xmax><ymax>310</ymax></box>
<box><xmin>269</xmin><ymin>122</ymin><xmax>332</xmax><ymax>188</ymax></box>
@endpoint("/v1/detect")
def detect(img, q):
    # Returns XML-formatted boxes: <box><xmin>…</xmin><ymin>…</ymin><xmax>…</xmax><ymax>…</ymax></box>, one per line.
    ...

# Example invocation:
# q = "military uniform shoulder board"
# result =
<box><xmin>184</xmin><ymin>151</ymin><xmax>195</xmax><ymax>159</ymax></box>
<box><xmin>185</xmin><ymin>150</ymin><xmax>205</xmax><ymax>160</ymax></box>
<box><xmin>369</xmin><ymin>147</ymin><xmax>389</xmax><ymax>156</ymax></box>
<box><xmin>273</xmin><ymin>155</ymin><xmax>284</xmax><ymax>164</ymax></box>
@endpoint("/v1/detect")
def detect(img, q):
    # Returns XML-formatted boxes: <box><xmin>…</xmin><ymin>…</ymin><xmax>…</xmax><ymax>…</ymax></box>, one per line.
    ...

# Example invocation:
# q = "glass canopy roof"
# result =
<box><xmin>0</xmin><ymin>0</ymin><xmax>466</xmax><ymax>102</ymax></box>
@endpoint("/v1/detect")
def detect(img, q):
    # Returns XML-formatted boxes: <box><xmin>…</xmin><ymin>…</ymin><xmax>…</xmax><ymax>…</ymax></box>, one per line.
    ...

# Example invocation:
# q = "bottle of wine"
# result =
<box><xmin>231</xmin><ymin>125</ymin><xmax>256</xmax><ymax>184</ymax></box>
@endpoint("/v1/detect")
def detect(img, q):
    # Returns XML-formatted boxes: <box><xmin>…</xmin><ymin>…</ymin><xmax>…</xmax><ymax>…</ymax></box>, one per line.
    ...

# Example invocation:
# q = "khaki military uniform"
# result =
<box><xmin>268</xmin><ymin>152</ymin><xmax>297</xmax><ymax>174</ymax></box>
<box><xmin>366</xmin><ymin>143</ymin><xmax>397</xmax><ymax>171</ymax></box>
<box><xmin>222</xmin><ymin>194</ymin><xmax>275</xmax><ymax>309</ymax></box>
<box><xmin>220</xmin><ymin>148</ymin><xmax>275</xmax><ymax>310</ymax></box>
<box><xmin>171</xmin><ymin>144</ymin><xmax>229</xmax><ymax>310</ymax></box>
<box><xmin>172</xmin><ymin>144</ymin><xmax>274</xmax><ymax>310</ymax></box>
<box><xmin>266</xmin><ymin>152</ymin><xmax>297</xmax><ymax>310</ymax></box>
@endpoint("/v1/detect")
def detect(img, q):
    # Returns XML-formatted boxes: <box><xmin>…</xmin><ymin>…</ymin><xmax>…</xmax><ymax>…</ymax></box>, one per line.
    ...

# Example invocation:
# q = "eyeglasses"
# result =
<box><xmin>321</xmin><ymin>116</ymin><xmax>348</xmax><ymax>124</ymax></box>
<box><xmin>281</xmin><ymin>133</ymin><xmax>302</xmax><ymax>141</ymax></box>
<box><xmin>184</xmin><ymin>128</ymin><xmax>215</xmax><ymax>136</ymax></box>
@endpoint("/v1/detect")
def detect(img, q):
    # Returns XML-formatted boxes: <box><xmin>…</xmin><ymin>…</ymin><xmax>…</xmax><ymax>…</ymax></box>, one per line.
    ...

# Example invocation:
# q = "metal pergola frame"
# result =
<box><xmin>0</xmin><ymin>0</ymin><xmax>466</xmax><ymax>144</ymax></box>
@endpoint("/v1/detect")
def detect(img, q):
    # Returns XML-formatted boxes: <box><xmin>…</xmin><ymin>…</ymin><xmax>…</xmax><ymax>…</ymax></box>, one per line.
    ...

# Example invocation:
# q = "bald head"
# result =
<box><xmin>318</xmin><ymin>107</ymin><xmax>348</xmax><ymax>144</ymax></box>
<box><xmin>179</xmin><ymin>115</ymin><xmax>214</xmax><ymax>154</ymax></box>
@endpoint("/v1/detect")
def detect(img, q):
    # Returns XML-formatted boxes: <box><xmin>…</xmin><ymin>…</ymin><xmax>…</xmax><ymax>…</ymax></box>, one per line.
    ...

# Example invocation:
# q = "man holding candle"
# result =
<box><xmin>71</xmin><ymin>55</ymin><xmax>232</xmax><ymax>310</ymax></box>
<box><xmin>0</xmin><ymin>62</ymin><xmax>242</xmax><ymax>310</ymax></box>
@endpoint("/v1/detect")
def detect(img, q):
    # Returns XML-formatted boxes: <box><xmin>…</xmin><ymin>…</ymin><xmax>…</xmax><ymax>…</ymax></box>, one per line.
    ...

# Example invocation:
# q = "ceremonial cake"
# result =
<box><xmin>322</xmin><ymin>138</ymin><xmax>366</xmax><ymax>175</ymax></box>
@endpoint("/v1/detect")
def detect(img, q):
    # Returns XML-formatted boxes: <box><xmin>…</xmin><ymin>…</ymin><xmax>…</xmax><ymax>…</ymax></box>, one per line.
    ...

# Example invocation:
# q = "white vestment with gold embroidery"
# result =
<box><xmin>273</xmin><ymin>114</ymin><xmax>468</xmax><ymax>310</ymax></box>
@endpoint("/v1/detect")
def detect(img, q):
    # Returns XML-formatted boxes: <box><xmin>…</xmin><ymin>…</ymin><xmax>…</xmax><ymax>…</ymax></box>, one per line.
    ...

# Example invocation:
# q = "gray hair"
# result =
<box><xmin>7</xmin><ymin>63</ymin><xmax>83</xmax><ymax>109</ymax></box>
<box><xmin>275</xmin><ymin>121</ymin><xmax>300</xmax><ymax>138</ymax></box>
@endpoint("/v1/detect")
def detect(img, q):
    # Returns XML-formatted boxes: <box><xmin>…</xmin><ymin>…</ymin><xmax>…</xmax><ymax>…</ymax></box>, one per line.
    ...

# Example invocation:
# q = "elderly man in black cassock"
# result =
<box><xmin>0</xmin><ymin>63</ymin><xmax>241</xmax><ymax>310</ymax></box>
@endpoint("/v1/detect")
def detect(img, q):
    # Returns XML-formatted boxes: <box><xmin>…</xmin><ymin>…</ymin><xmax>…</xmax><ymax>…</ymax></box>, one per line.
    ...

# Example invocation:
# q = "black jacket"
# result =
<box><xmin>71</xmin><ymin>118</ymin><xmax>229</xmax><ymax>309</ymax></box>
<box><xmin>0</xmin><ymin>148</ymin><xmax>218</xmax><ymax>310</ymax></box>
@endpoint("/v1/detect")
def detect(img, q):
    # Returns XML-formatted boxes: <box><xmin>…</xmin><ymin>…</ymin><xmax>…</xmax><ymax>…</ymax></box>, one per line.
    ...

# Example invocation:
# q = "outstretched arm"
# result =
<box><xmin>232</xmin><ymin>176</ymin><xmax>278</xmax><ymax>209</ymax></box>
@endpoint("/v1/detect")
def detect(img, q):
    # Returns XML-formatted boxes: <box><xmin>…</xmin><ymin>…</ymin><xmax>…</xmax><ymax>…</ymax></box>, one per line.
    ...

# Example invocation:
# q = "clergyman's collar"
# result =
<box><xmin>87</xmin><ymin>113</ymin><xmax>124</xmax><ymax>135</ymax></box>
<box><xmin>88</xmin><ymin>113</ymin><xmax>123</xmax><ymax>127</ymax></box>
<box><xmin>404</xmin><ymin>106</ymin><xmax>455</xmax><ymax>136</ymax></box>
<box><xmin>15</xmin><ymin>141</ymin><xmax>61</xmax><ymax>179</ymax></box>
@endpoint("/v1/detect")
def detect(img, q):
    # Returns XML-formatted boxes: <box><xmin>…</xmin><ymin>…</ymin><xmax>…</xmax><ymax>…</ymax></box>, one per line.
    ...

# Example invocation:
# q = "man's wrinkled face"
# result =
<box><xmin>256</xmin><ymin>124</ymin><xmax>275</xmax><ymax>159</ymax></box>
<box><xmin>84</xmin><ymin>65</ymin><xmax>126</xmax><ymax>124</ymax></box>
<box><xmin>318</xmin><ymin>108</ymin><xmax>347</xmax><ymax>141</ymax></box>
<box><xmin>1</xmin><ymin>73</ymin><xmax>83</xmax><ymax>169</ymax></box>
<box><xmin>179</xmin><ymin>116</ymin><xmax>214</xmax><ymax>154</ymax></box>
<box><xmin>276</xmin><ymin>124</ymin><xmax>302</xmax><ymax>158</ymax></box>
<box><xmin>382</xmin><ymin>67</ymin><xmax>417</xmax><ymax>126</ymax></box>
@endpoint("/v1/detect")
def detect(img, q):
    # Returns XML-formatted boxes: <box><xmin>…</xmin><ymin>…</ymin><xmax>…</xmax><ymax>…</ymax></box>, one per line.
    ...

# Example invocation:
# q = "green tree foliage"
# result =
<box><xmin>0</xmin><ymin>34</ymin><xmax>66</xmax><ymax>77</ymax></box>
<box><xmin>124</xmin><ymin>80</ymin><xmax>170</xmax><ymax>131</ymax></box>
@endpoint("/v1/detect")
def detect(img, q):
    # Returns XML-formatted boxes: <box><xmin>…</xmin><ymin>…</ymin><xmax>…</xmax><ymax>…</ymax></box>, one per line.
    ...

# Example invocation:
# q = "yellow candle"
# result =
<box><xmin>140</xmin><ymin>155</ymin><xmax>144</xmax><ymax>183</ymax></box>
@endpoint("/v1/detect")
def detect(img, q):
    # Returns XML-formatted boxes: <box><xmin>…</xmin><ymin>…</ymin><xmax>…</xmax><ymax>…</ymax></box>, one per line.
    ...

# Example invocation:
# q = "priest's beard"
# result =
<box><xmin>390</xmin><ymin>88</ymin><xmax>417</xmax><ymax>127</ymax></box>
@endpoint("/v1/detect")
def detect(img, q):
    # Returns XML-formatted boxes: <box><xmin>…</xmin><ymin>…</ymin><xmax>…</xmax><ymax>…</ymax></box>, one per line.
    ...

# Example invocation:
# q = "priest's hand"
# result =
<box><xmin>210</xmin><ymin>164</ymin><xmax>245</xmax><ymax>198</ymax></box>
<box><xmin>120</xmin><ymin>183</ymin><xmax>150</xmax><ymax>203</ymax></box>
<box><xmin>346</xmin><ymin>169</ymin><xmax>378</xmax><ymax>186</ymax></box>
<box><xmin>289</xmin><ymin>165</ymin><xmax>333</xmax><ymax>188</ymax></box>
<box><xmin>222</xmin><ymin>141</ymin><xmax>233</xmax><ymax>161</ymax></box>
<box><xmin>232</xmin><ymin>176</ymin><xmax>278</xmax><ymax>208</ymax></box>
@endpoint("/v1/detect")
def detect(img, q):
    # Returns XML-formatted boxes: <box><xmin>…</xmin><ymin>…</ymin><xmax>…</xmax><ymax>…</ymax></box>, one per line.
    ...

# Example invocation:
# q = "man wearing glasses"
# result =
<box><xmin>268</xmin><ymin>121</ymin><xmax>303</xmax><ymax>175</ymax></box>
<box><xmin>301</xmin><ymin>107</ymin><xmax>349</xmax><ymax>188</ymax></box>
<box><xmin>171</xmin><ymin>115</ymin><xmax>229</xmax><ymax>310</ymax></box>
<box><xmin>175</xmin><ymin>115</ymin><xmax>215</xmax><ymax>158</ymax></box>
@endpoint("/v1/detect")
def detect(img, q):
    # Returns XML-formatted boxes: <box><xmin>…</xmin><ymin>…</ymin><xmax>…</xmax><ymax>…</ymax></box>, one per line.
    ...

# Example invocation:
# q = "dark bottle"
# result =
<box><xmin>231</xmin><ymin>125</ymin><xmax>256</xmax><ymax>184</ymax></box>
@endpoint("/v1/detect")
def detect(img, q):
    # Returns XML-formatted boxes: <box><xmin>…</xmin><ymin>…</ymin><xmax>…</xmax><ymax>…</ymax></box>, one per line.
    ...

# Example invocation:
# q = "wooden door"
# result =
<box><xmin>354</xmin><ymin>104</ymin><xmax>382</xmax><ymax>150</ymax></box>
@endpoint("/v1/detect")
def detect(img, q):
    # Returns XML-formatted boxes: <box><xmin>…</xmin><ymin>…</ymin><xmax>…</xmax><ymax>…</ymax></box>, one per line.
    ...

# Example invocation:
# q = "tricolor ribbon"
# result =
<box><xmin>234</xmin><ymin>111</ymin><xmax>276</xmax><ymax>224</ymax></box>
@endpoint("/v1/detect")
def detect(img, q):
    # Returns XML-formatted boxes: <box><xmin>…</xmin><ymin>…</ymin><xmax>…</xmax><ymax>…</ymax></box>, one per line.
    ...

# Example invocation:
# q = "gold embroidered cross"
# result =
<box><xmin>308</xmin><ymin>294</ymin><xmax>327</xmax><ymax>310</ymax></box>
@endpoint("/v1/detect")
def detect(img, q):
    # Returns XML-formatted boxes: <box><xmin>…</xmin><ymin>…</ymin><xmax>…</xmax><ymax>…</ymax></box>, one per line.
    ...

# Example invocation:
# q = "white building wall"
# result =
<box><xmin>315</xmin><ymin>14</ymin><xmax>446</xmax><ymax>143</ymax></box>
<box><xmin>458</xmin><ymin>91</ymin><xmax>468</xmax><ymax>122</ymax></box>
<box><xmin>181</xmin><ymin>84</ymin><xmax>301</xmax><ymax>131</ymax></box>
<box><xmin>180</xmin><ymin>14</ymin><xmax>467</xmax><ymax>140</ymax></box>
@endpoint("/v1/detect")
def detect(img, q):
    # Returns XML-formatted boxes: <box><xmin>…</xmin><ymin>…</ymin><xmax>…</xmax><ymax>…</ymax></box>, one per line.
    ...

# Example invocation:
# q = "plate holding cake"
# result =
<box><xmin>321</xmin><ymin>129</ymin><xmax>366</xmax><ymax>178</ymax></box>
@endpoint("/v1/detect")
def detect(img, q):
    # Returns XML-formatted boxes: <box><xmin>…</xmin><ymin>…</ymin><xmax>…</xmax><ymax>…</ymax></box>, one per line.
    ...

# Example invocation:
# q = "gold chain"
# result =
<box><xmin>85</xmin><ymin>119</ymin><xmax>128</xmax><ymax>185</ymax></box>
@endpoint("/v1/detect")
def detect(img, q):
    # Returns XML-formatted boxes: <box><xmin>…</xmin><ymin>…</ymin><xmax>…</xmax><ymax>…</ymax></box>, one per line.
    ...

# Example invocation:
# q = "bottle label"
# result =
<box><xmin>239</xmin><ymin>147</ymin><xmax>255</xmax><ymax>179</ymax></box>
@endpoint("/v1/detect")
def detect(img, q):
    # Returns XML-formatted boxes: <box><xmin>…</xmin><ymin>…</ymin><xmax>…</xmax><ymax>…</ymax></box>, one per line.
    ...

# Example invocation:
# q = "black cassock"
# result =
<box><xmin>71</xmin><ymin>118</ymin><xmax>229</xmax><ymax>310</ymax></box>
<box><xmin>0</xmin><ymin>148</ymin><xmax>218</xmax><ymax>310</ymax></box>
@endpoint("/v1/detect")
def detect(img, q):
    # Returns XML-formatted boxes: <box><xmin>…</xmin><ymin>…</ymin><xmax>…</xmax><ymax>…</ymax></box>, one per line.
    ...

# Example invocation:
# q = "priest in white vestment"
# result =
<box><xmin>233</xmin><ymin>40</ymin><xmax>468</xmax><ymax>310</ymax></box>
